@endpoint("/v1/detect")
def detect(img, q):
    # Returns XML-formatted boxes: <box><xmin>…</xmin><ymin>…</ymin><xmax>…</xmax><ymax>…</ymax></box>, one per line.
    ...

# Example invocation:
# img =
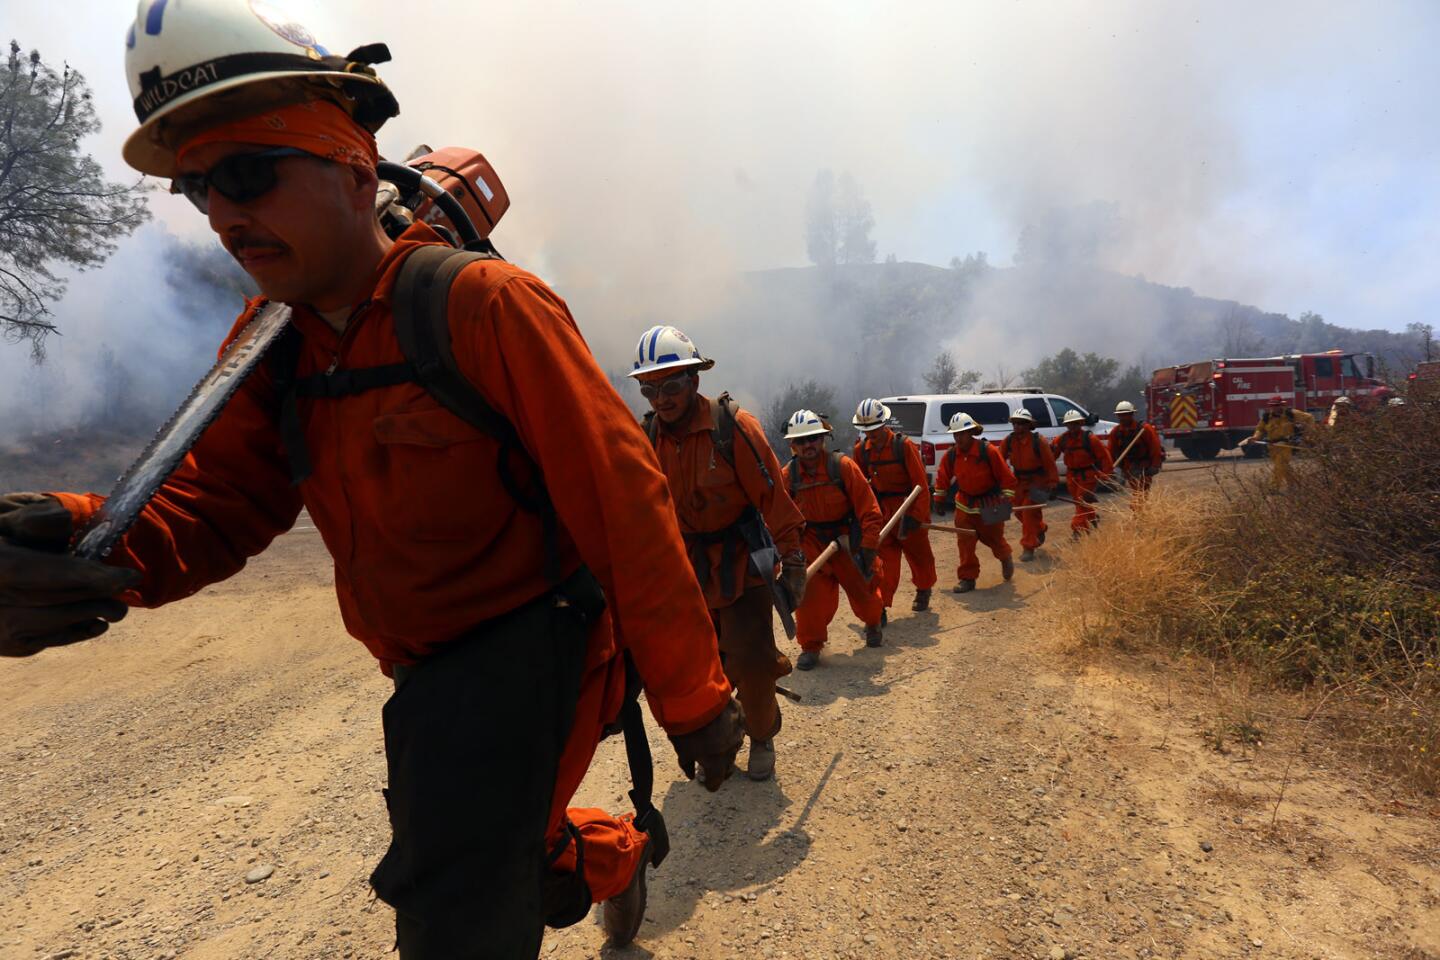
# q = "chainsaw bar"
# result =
<box><xmin>72</xmin><ymin>302</ymin><xmax>294</xmax><ymax>560</ymax></box>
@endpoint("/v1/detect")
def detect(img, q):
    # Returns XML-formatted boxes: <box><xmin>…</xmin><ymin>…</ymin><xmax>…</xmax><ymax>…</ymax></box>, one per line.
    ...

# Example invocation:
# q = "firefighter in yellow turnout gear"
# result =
<box><xmin>1241</xmin><ymin>395</ymin><xmax>1315</xmax><ymax>489</ymax></box>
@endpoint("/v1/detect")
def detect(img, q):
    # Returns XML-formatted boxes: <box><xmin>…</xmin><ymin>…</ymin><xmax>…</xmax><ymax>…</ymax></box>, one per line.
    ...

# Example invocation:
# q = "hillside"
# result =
<box><xmin>579</xmin><ymin>259</ymin><xmax>1424</xmax><ymax>418</ymax></box>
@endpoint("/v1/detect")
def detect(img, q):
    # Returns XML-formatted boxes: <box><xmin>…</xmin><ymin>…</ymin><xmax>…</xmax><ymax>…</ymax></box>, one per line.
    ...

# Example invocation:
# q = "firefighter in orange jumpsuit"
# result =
<box><xmin>0</xmin><ymin>5</ymin><xmax>744</xmax><ymax>955</ymax></box>
<box><xmin>932</xmin><ymin>412</ymin><xmax>1017</xmax><ymax>593</ymax></box>
<box><xmin>629</xmin><ymin>325</ymin><xmax>806</xmax><ymax>782</ymax></box>
<box><xmin>1000</xmin><ymin>408</ymin><xmax>1059</xmax><ymax>562</ymax></box>
<box><xmin>780</xmin><ymin>410</ymin><xmax>885</xmax><ymax>670</ymax></box>
<box><xmin>1106</xmin><ymin>400</ymin><xmax>1165</xmax><ymax>498</ymax></box>
<box><xmin>1052</xmin><ymin>409</ymin><xmax>1114</xmax><ymax>536</ymax></box>
<box><xmin>851</xmin><ymin>399</ymin><xmax>937</xmax><ymax>613</ymax></box>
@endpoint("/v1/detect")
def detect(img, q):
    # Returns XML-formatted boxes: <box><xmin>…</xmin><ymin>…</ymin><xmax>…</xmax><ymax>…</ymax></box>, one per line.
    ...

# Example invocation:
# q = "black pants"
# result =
<box><xmin>369</xmin><ymin>594</ymin><xmax>588</xmax><ymax>959</ymax></box>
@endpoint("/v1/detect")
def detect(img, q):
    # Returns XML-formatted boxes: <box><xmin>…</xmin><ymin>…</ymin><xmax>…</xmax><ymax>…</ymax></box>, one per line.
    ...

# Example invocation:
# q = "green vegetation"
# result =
<box><xmin>1054</xmin><ymin>383</ymin><xmax>1440</xmax><ymax>792</ymax></box>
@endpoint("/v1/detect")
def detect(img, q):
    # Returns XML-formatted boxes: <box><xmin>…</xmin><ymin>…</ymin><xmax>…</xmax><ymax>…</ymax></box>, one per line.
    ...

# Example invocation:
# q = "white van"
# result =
<box><xmin>875</xmin><ymin>389</ymin><xmax>1119</xmax><ymax>487</ymax></box>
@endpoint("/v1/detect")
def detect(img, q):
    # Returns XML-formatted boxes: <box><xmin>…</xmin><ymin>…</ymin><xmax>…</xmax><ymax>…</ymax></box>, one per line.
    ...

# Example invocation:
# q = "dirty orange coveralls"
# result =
<box><xmin>1000</xmin><ymin>430</ymin><xmax>1059</xmax><ymax>551</ymax></box>
<box><xmin>647</xmin><ymin>395</ymin><xmax>804</xmax><ymax>741</ymax></box>
<box><xmin>780</xmin><ymin>454</ymin><xmax>884</xmax><ymax>653</ymax></box>
<box><xmin>1052</xmin><ymin>429</ymin><xmax>1114</xmax><ymax>531</ymax></box>
<box><xmin>853</xmin><ymin>428</ymin><xmax>936</xmax><ymax>607</ymax></box>
<box><xmin>1107</xmin><ymin>421</ymin><xmax>1164</xmax><ymax>495</ymax></box>
<box><xmin>932</xmin><ymin>439</ymin><xmax>1017</xmax><ymax>581</ymax></box>
<box><xmin>52</xmin><ymin>225</ymin><xmax>731</xmax><ymax>911</ymax></box>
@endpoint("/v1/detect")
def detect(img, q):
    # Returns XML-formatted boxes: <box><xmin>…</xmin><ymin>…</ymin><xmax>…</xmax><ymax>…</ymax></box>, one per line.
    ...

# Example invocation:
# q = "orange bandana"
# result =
<box><xmin>176</xmin><ymin>100</ymin><xmax>378</xmax><ymax>169</ymax></box>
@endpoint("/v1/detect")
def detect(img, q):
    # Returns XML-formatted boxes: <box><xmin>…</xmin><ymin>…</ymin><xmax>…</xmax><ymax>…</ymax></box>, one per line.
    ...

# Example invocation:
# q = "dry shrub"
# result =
<box><xmin>1050</xmin><ymin>381</ymin><xmax>1440</xmax><ymax>793</ymax></box>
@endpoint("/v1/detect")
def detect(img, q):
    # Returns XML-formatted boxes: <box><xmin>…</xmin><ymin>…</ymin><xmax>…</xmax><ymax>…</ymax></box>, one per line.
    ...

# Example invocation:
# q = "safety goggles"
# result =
<box><xmin>170</xmin><ymin>147</ymin><xmax>312</xmax><ymax>214</ymax></box>
<box><xmin>637</xmin><ymin>372</ymin><xmax>694</xmax><ymax>400</ymax></box>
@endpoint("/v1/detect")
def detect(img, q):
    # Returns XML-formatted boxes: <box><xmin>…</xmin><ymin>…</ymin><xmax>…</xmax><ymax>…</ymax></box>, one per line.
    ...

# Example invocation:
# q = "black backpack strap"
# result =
<box><xmin>268</xmin><ymin>323</ymin><xmax>311</xmax><ymax>484</ymax></box>
<box><xmin>391</xmin><ymin>245</ymin><xmax>566</xmax><ymax>587</ymax></box>
<box><xmin>787</xmin><ymin>456</ymin><xmax>800</xmax><ymax>500</ymax></box>
<box><xmin>641</xmin><ymin>410</ymin><xmax>659</xmax><ymax>448</ymax></box>
<box><xmin>715</xmin><ymin>394</ymin><xmax>773</xmax><ymax>490</ymax></box>
<box><xmin>619</xmin><ymin>652</ymin><xmax>669</xmax><ymax>867</ymax></box>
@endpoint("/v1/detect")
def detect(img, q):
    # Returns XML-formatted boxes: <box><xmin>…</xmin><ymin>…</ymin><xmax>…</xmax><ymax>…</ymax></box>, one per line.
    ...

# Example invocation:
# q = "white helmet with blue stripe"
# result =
<box><xmin>627</xmin><ymin>325</ymin><xmax>715</xmax><ymax>378</ymax></box>
<box><xmin>852</xmin><ymin>398</ymin><xmax>892</xmax><ymax>432</ymax></box>
<box><xmin>121</xmin><ymin>0</ymin><xmax>397</xmax><ymax>177</ymax></box>
<box><xmin>785</xmin><ymin>409</ymin><xmax>831</xmax><ymax>440</ymax></box>
<box><xmin>946</xmin><ymin>411</ymin><xmax>982</xmax><ymax>434</ymax></box>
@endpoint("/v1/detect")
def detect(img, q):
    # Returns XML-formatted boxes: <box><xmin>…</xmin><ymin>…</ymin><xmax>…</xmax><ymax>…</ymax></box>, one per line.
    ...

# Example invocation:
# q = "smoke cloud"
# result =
<box><xmin>4</xmin><ymin>0</ymin><xmax>1438</xmax><ymax>451</ymax></box>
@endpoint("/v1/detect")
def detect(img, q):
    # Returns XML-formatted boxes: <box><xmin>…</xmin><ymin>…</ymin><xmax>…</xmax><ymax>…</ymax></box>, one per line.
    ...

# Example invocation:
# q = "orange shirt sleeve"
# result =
<box><xmin>932</xmin><ymin>449</ymin><xmax>954</xmax><ymax>506</ymax></box>
<box><xmin>1040</xmin><ymin>434</ymin><xmax>1060</xmax><ymax>486</ymax></box>
<box><xmin>841</xmin><ymin>456</ymin><xmax>884</xmax><ymax>548</ymax></box>
<box><xmin>1092</xmin><ymin>434</ymin><xmax>1115</xmax><ymax>475</ymax></box>
<box><xmin>1106</xmin><ymin>427</ymin><xmax>1123</xmax><ymax>459</ymax></box>
<box><xmin>51</xmin><ymin>305</ymin><xmax>302</xmax><ymax>607</ymax></box>
<box><xmin>902</xmin><ymin>438</ymin><xmax>931</xmax><ymax>521</ymax></box>
<box><xmin>447</xmin><ymin>270</ymin><xmax>730</xmax><ymax>735</ymax></box>
<box><xmin>734</xmin><ymin>410</ymin><xmax>804</xmax><ymax>556</ymax></box>
<box><xmin>987</xmin><ymin>442</ymin><xmax>1019</xmax><ymax>494</ymax></box>
<box><xmin>1145</xmin><ymin>424</ymin><xmax>1165</xmax><ymax>465</ymax></box>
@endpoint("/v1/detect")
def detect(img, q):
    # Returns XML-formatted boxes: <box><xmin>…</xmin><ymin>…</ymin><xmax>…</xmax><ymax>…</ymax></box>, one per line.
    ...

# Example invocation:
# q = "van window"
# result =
<box><xmin>939</xmin><ymin>401</ymin><xmax>1012</xmax><ymax>427</ymax></box>
<box><xmin>1048</xmin><ymin>396</ymin><xmax>1086</xmax><ymax>423</ymax></box>
<box><xmin>1022</xmin><ymin>397</ymin><xmax>1054</xmax><ymax>426</ymax></box>
<box><xmin>886</xmin><ymin>401</ymin><xmax>928</xmax><ymax>435</ymax></box>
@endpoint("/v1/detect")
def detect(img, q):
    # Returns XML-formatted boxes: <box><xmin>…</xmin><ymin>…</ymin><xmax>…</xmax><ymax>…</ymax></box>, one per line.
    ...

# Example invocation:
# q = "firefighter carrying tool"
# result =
<box><xmin>0</xmin><ymin>2</ymin><xmax>747</xmax><ymax>955</ymax></box>
<box><xmin>852</xmin><ymin>399</ymin><xmax>938</xmax><ymax>613</ymax></box>
<box><xmin>1107</xmin><ymin>400</ymin><xmax>1165</xmax><ymax>499</ymax></box>
<box><xmin>781</xmin><ymin>410</ymin><xmax>886</xmax><ymax>670</ymax></box>
<box><xmin>1240</xmin><ymin>395</ymin><xmax>1315</xmax><ymax>490</ymax></box>
<box><xmin>932</xmin><ymin>412</ymin><xmax>1017</xmax><ymax>593</ymax></box>
<box><xmin>1053</xmin><ymin>409</ymin><xmax>1114</xmax><ymax>537</ymax></box>
<box><xmin>1001</xmin><ymin>408</ymin><xmax>1059</xmax><ymax>562</ymax></box>
<box><xmin>631</xmin><ymin>325</ymin><xmax>805</xmax><ymax>783</ymax></box>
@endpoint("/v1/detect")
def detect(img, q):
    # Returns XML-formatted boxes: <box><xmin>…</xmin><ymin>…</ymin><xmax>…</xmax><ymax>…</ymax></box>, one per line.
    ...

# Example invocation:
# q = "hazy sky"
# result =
<box><xmin>7</xmin><ymin>0</ymin><xmax>1439</xmax><ymax>337</ymax></box>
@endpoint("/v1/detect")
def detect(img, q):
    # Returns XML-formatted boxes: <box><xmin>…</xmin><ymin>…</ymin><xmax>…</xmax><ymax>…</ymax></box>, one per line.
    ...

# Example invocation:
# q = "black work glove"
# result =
<box><xmin>779</xmin><ymin>552</ymin><xmax>807</xmax><ymax>607</ymax></box>
<box><xmin>0</xmin><ymin>495</ymin><xmax>140</xmax><ymax>657</ymax></box>
<box><xmin>859</xmin><ymin>547</ymin><xmax>878</xmax><ymax>575</ymax></box>
<box><xmin>668</xmin><ymin>698</ymin><xmax>746</xmax><ymax>792</ymax></box>
<box><xmin>1083</xmin><ymin>491</ymin><xmax>1098</xmax><ymax>503</ymax></box>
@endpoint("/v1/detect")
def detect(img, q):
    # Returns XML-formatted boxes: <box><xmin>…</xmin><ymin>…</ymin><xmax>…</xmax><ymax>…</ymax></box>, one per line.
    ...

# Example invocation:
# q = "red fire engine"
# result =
<box><xmin>1145</xmin><ymin>350</ymin><xmax>1383</xmax><ymax>460</ymax></box>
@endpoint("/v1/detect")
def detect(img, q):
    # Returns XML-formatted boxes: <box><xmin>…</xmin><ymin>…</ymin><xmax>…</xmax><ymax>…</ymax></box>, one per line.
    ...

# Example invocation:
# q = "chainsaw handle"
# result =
<box><xmin>376</xmin><ymin>161</ymin><xmax>485</xmax><ymax>250</ymax></box>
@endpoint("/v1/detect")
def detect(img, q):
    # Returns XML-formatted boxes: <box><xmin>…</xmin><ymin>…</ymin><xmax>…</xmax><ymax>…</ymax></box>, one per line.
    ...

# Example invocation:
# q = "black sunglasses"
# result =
<box><xmin>638</xmin><ymin>372</ymin><xmax>694</xmax><ymax>400</ymax></box>
<box><xmin>170</xmin><ymin>147</ymin><xmax>312</xmax><ymax>214</ymax></box>
<box><xmin>793</xmin><ymin>435</ymin><xmax>826</xmax><ymax>445</ymax></box>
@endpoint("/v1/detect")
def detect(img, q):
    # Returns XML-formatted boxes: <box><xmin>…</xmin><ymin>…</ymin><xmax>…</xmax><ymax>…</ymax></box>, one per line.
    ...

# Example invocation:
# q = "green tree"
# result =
<box><xmin>1022</xmin><ymin>348</ymin><xmax>1120</xmax><ymax>412</ymax></box>
<box><xmin>804</xmin><ymin>169</ymin><xmax>876</xmax><ymax>267</ymax></box>
<box><xmin>921</xmin><ymin>351</ymin><xmax>981</xmax><ymax>394</ymax></box>
<box><xmin>0</xmin><ymin>41</ymin><xmax>149</xmax><ymax>357</ymax></box>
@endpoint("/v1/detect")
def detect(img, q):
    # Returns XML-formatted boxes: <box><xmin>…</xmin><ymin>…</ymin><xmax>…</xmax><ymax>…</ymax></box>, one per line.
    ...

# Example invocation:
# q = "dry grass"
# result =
<box><xmin>1047</xmin><ymin>383</ymin><xmax>1440</xmax><ymax>794</ymax></box>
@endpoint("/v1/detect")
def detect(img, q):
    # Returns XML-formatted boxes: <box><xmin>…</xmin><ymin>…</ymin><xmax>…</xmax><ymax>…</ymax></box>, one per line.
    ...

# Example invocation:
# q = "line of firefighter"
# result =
<box><xmin>628</xmin><ymin>326</ymin><xmax>1170</xmax><ymax>678</ymax></box>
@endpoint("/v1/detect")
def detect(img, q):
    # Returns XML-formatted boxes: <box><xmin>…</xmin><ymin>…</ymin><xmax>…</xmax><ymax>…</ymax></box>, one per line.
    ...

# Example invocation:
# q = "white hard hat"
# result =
<box><xmin>785</xmin><ymin>409</ymin><xmax>831</xmax><ymax>440</ymax></box>
<box><xmin>1009</xmin><ymin>407</ymin><xmax>1036</xmax><ymax>424</ymax></box>
<box><xmin>1333</xmin><ymin>396</ymin><xmax>1353</xmax><ymax>405</ymax></box>
<box><xmin>122</xmin><ymin>0</ymin><xmax>398</xmax><ymax>177</ymax></box>
<box><xmin>852</xmin><ymin>398</ymin><xmax>892</xmax><ymax>431</ymax></box>
<box><xmin>946</xmin><ymin>412</ymin><xmax>982</xmax><ymax>435</ymax></box>
<box><xmin>1062</xmin><ymin>409</ymin><xmax>1087</xmax><ymax>426</ymax></box>
<box><xmin>628</xmin><ymin>325</ymin><xmax>714</xmax><ymax>377</ymax></box>
<box><xmin>1388</xmin><ymin>396</ymin><xmax>1406</xmax><ymax>406</ymax></box>
<box><xmin>1114</xmin><ymin>400</ymin><xmax>1137</xmax><ymax>416</ymax></box>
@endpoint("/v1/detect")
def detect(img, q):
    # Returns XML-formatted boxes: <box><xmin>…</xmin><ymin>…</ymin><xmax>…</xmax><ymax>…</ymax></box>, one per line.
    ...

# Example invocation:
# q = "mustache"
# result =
<box><xmin>223</xmin><ymin>233</ymin><xmax>287</xmax><ymax>257</ymax></box>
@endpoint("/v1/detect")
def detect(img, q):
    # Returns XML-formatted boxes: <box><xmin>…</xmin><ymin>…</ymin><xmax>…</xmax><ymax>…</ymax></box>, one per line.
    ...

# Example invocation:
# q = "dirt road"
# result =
<box><xmin>3</xmin><ymin>461</ymin><xmax>1437</xmax><ymax>959</ymax></box>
